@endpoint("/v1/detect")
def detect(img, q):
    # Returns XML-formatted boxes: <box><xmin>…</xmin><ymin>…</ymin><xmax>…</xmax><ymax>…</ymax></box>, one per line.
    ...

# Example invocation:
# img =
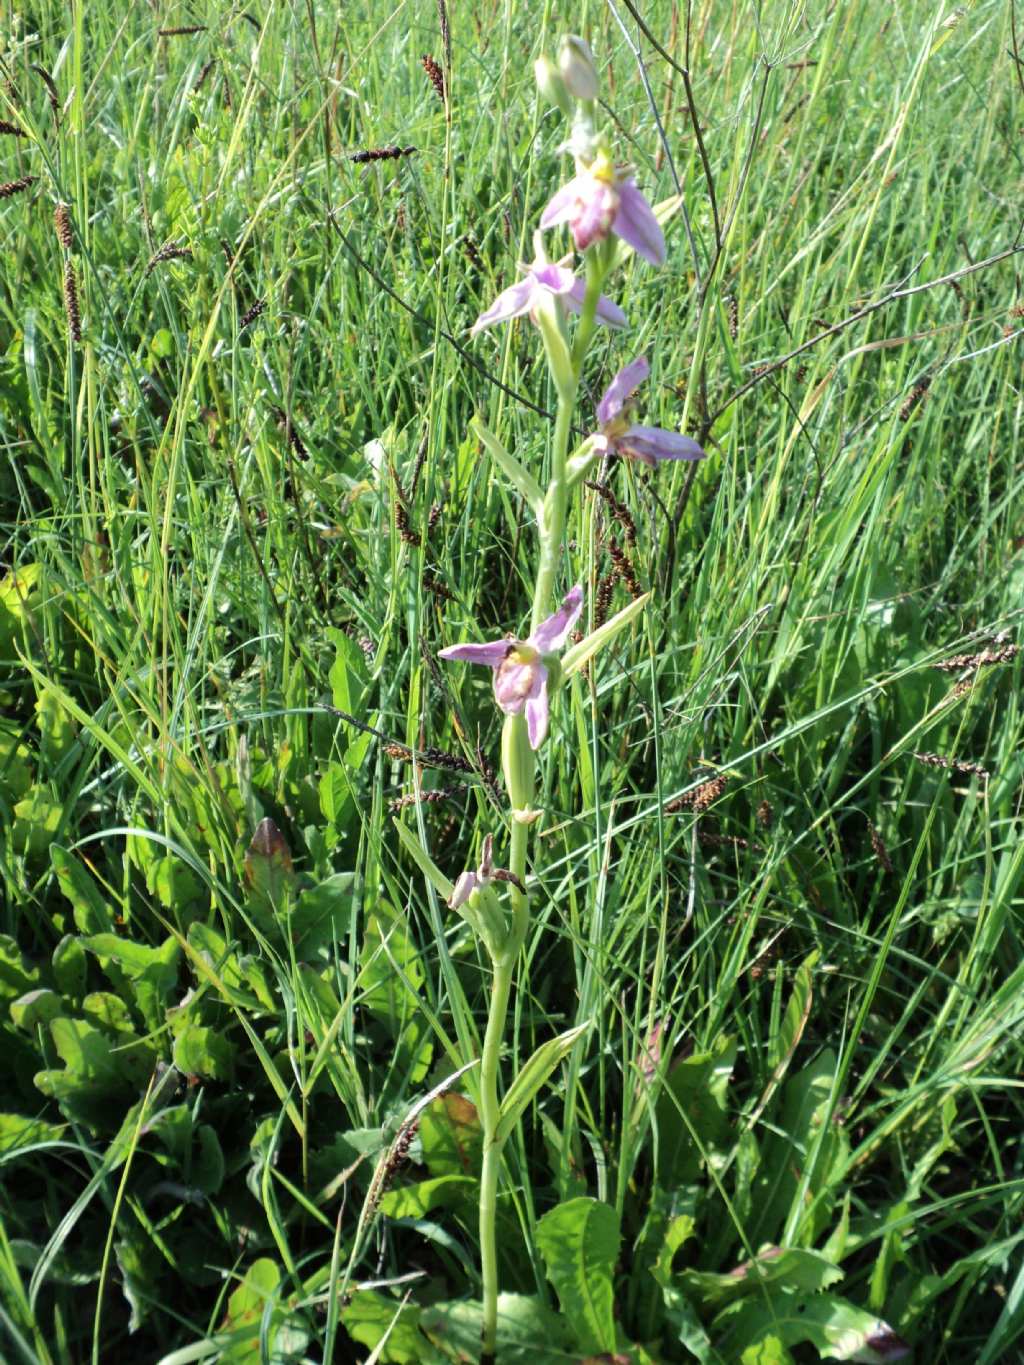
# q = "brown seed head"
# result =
<box><xmin>62</xmin><ymin>261</ymin><xmax>82</xmax><ymax>343</ymax></box>
<box><xmin>421</xmin><ymin>54</ymin><xmax>445</xmax><ymax>102</ymax></box>
<box><xmin>54</xmin><ymin>202</ymin><xmax>73</xmax><ymax>249</ymax></box>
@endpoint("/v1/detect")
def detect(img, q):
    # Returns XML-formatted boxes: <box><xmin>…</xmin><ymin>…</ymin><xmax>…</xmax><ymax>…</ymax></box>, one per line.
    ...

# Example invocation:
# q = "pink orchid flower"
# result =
<box><xmin>540</xmin><ymin>153</ymin><xmax>665</xmax><ymax>265</ymax></box>
<box><xmin>439</xmin><ymin>586</ymin><xmax>583</xmax><ymax>749</ymax></box>
<box><xmin>471</xmin><ymin>258</ymin><xmax>626</xmax><ymax>336</ymax></box>
<box><xmin>593</xmin><ymin>356</ymin><xmax>705</xmax><ymax>465</ymax></box>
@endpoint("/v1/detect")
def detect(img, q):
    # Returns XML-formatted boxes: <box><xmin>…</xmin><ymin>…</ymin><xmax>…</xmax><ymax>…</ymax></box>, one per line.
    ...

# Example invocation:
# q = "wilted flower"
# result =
<box><xmin>540</xmin><ymin>151</ymin><xmax>665</xmax><ymax>264</ymax></box>
<box><xmin>471</xmin><ymin>256</ymin><xmax>626</xmax><ymax>335</ymax></box>
<box><xmin>593</xmin><ymin>356</ymin><xmax>705</xmax><ymax>465</ymax></box>
<box><xmin>439</xmin><ymin>586</ymin><xmax>583</xmax><ymax>749</ymax></box>
<box><xmin>448</xmin><ymin>833</ymin><xmax>495</xmax><ymax>909</ymax></box>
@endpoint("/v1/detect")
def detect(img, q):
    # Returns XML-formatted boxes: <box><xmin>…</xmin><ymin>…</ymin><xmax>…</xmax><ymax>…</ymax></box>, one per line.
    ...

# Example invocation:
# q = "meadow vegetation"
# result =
<box><xmin>1</xmin><ymin>1</ymin><xmax>1023</xmax><ymax>1361</ymax></box>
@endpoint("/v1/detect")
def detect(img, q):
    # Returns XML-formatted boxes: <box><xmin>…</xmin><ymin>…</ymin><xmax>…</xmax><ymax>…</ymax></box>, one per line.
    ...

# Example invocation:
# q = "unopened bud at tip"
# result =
<box><xmin>535</xmin><ymin>55</ymin><xmax>574</xmax><ymax>117</ymax></box>
<box><xmin>558</xmin><ymin>34</ymin><xmax>599</xmax><ymax>101</ymax></box>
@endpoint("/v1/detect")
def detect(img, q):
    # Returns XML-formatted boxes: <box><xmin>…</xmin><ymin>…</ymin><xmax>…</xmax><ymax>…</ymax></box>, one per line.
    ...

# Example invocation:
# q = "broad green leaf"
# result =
<box><xmin>218</xmin><ymin>1257</ymin><xmax>294</xmax><ymax>1362</ymax></box>
<box><xmin>292</xmin><ymin>872</ymin><xmax>354</xmax><ymax>956</ymax></box>
<box><xmin>147</xmin><ymin>855</ymin><xmax>205</xmax><ymax>913</ymax></box>
<box><xmin>82</xmin><ymin>933</ymin><xmax>180</xmax><ymax>1033</ymax></box>
<box><xmin>358</xmin><ymin>905</ymin><xmax>424</xmax><ymax>1026</ymax></box>
<box><xmin>0</xmin><ymin>1112</ymin><xmax>65</xmax><ymax>1155</ymax></box>
<box><xmin>195</xmin><ymin>1124</ymin><xmax>226</xmax><ymax>1194</ymax></box>
<box><xmin>748</xmin><ymin>1049</ymin><xmax>848</xmax><ymax>1248</ymax></box>
<box><xmin>419</xmin><ymin>1093</ymin><xmax>482</xmax><ymax>1178</ymax></box>
<box><xmin>495</xmin><ymin>1022</ymin><xmax>589</xmax><ymax>1144</ymax></box>
<box><xmin>379</xmin><ymin>1174</ymin><xmax>475</xmax><ymax>1220</ymax></box>
<box><xmin>651</xmin><ymin>1214</ymin><xmax>697</xmax><ymax>1287</ymax></box>
<box><xmin>0</xmin><ymin>934</ymin><xmax>39</xmax><ymax>1003</ymax></box>
<box><xmin>561</xmin><ymin>594</ymin><xmax>651</xmax><ymax>677</ymax></box>
<box><xmin>535</xmin><ymin>1197</ymin><xmax>620</xmax><ymax>1353</ymax></box>
<box><xmin>342</xmin><ymin>1288</ymin><xmax>445</xmax><ymax>1364</ymax></box>
<box><xmin>0</xmin><ymin>562</ymin><xmax>43</xmax><ymax>659</ymax></box>
<box><xmin>82</xmin><ymin>991</ymin><xmax>135</xmax><ymax>1035</ymax></box>
<box><xmin>0</xmin><ymin>724</ymin><xmax>33</xmax><ymax>802</ymax></box>
<box><xmin>472</xmin><ymin>416</ymin><xmax>544</xmax><ymax>509</ymax></box>
<box><xmin>33</xmin><ymin>1017</ymin><xmax>151</xmax><ymax>1126</ymax></box>
<box><xmin>34</xmin><ymin>688</ymin><xmax>76</xmax><ymax>764</ymax></box>
<box><xmin>11</xmin><ymin>988</ymin><xmax>63</xmax><ymax>1031</ymax></box>
<box><xmin>681</xmin><ymin>1248</ymin><xmax>844</xmax><ymax>1313</ymax></box>
<box><xmin>713</xmin><ymin>1288</ymin><xmax>909</xmax><ymax>1362</ymax></box>
<box><xmin>419</xmin><ymin>1294</ymin><xmax>574</xmax><ymax>1363</ymax></box>
<box><xmin>327</xmin><ymin>627</ymin><xmax>369</xmax><ymax>714</ymax></box>
<box><xmin>655</xmin><ymin>1036</ymin><xmax>735</xmax><ymax>1184</ymax></box>
<box><xmin>115</xmin><ymin>1235</ymin><xmax>158</xmax><ymax>1332</ymax></box>
<box><xmin>12</xmin><ymin>784</ymin><xmax>62</xmax><ymax>859</ymax></box>
<box><xmin>173</xmin><ymin>1026</ymin><xmax>236</xmax><ymax>1082</ymax></box>
<box><xmin>243</xmin><ymin>817</ymin><xmax>295</xmax><ymax>910</ymax></box>
<box><xmin>187</xmin><ymin>922</ymin><xmax>275</xmax><ymax>1012</ymax></box>
<box><xmin>740</xmin><ymin>1336</ymin><xmax>796</xmax><ymax>1364</ymax></box>
<box><xmin>52</xmin><ymin>934</ymin><xmax>87</xmax><ymax>998</ymax></box>
<box><xmin>51</xmin><ymin>845</ymin><xmax>115</xmax><ymax>933</ymax></box>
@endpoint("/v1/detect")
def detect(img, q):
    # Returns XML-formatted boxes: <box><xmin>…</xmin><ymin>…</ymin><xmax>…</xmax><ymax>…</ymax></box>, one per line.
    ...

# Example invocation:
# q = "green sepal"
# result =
<box><xmin>566</xmin><ymin>436</ymin><xmax>602</xmax><ymax>489</ymax></box>
<box><xmin>473</xmin><ymin>416</ymin><xmax>544</xmax><ymax>512</ymax></box>
<box><xmin>562</xmin><ymin>593</ymin><xmax>651</xmax><ymax>676</ymax></box>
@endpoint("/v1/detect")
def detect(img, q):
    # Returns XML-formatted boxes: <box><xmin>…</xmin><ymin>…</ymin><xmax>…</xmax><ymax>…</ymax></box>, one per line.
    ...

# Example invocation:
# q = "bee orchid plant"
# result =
<box><xmin>401</xmin><ymin>34</ymin><xmax>705</xmax><ymax>1361</ymax></box>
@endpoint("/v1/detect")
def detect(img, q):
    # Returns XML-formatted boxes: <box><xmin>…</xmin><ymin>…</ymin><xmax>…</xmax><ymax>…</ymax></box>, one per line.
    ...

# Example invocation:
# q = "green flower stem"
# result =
<box><xmin>570</xmin><ymin>249</ymin><xmax>605</xmax><ymax>379</ymax></box>
<box><xmin>531</xmin><ymin>394</ymin><xmax>574</xmax><ymax>632</ymax></box>
<box><xmin>479</xmin><ymin>260</ymin><xmax>605</xmax><ymax>1361</ymax></box>
<box><xmin>479</xmin><ymin>713</ymin><xmax>533</xmax><ymax>1360</ymax></box>
<box><xmin>478</xmin><ymin>946</ymin><xmax>514</xmax><ymax>1363</ymax></box>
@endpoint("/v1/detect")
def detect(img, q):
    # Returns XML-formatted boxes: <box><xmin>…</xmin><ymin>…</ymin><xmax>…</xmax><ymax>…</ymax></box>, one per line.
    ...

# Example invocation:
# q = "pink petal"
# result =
<box><xmin>619</xmin><ymin>424</ymin><xmax>706</xmax><ymax>463</ymax></box>
<box><xmin>531</xmin><ymin>584</ymin><xmax>584</xmax><ymax>653</ymax></box>
<box><xmin>564</xmin><ymin>279</ymin><xmax>628</xmax><ymax>329</ymax></box>
<box><xmin>493</xmin><ymin>655</ymin><xmax>542</xmax><ymax>714</ymax></box>
<box><xmin>470</xmin><ymin>278</ymin><xmax>538</xmax><ymax>335</ymax></box>
<box><xmin>531</xmin><ymin>263</ymin><xmax>580</xmax><ymax>297</ymax></box>
<box><xmin>571</xmin><ymin>180</ymin><xmax>619</xmax><ymax>252</ymax></box>
<box><xmin>597</xmin><ymin>356</ymin><xmax>649</xmax><ymax>424</ymax></box>
<box><xmin>525</xmin><ymin>672</ymin><xmax>550</xmax><ymax>749</ymax></box>
<box><xmin>539</xmin><ymin>176</ymin><xmax>587</xmax><ymax>229</ymax></box>
<box><xmin>613</xmin><ymin>181</ymin><xmax>666</xmax><ymax>266</ymax></box>
<box><xmin>439</xmin><ymin>639</ymin><xmax>510</xmax><ymax>666</ymax></box>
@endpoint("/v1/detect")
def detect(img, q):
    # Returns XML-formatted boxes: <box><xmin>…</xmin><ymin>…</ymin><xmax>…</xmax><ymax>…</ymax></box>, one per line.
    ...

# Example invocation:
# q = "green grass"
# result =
<box><xmin>1</xmin><ymin>0</ymin><xmax>1023</xmax><ymax>1360</ymax></box>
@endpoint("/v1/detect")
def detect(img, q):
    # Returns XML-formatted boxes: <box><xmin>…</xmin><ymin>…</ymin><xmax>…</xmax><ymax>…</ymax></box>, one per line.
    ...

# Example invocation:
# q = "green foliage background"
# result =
<box><xmin>0</xmin><ymin>0</ymin><xmax>1022</xmax><ymax>1360</ymax></box>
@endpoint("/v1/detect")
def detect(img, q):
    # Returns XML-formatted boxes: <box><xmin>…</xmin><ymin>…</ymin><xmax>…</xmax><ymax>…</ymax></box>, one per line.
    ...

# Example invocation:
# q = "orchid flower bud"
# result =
<box><xmin>558</xmin><ymin>34</ymin><xmax>599</xmax><ymax>101</ymax></box>
<box><xmin>534</xmin><ymin>55</ymin><xmax>574</xmax><ymax>117</ymax></box>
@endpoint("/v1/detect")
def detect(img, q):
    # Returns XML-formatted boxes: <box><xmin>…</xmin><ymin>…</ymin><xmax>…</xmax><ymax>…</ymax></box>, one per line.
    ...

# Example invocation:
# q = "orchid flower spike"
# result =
<box><xmin>439</xmin><ymin>586</ymin><xmax>583</xmax><ymax>749</ymax></box>
<box><xmin>593</xmin><ymin>357</ymin><xmax>705</xmax><ymax>466</ymax></box>
<box><xmin>540</xmin><ymin>150</ymin><xmax>665</xmax><ymax>265</ymax></box>
<box><xmin>471</xmin><ymin>255</ymin><xmax>626</xmax><ymax>336</ymax></box>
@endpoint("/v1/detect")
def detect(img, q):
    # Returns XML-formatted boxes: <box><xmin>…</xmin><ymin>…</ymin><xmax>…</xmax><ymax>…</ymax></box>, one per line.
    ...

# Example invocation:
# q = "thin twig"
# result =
<box><xmin>707</xmin><ymin>59</ymin><xmax>772</xmax><ymax>289</ymax></box>
<box><xmin>322</xmin><ymin>208</ymin><xmax>557</xmax><ymax>424</ymax></box>
<box><xmin>1010</xmin><ymin>1</ymin><xmax>1024</xmax><ymax>100</ymax></box>
<box><xmin>607</xmin><ymin>0</ymin><xmax>704</xmax><ymax>289</ymax></box>
<box><xmin>705</xmin><ymin>240</ymin><xmax>1024</xmax><ymax>432</ymax></box>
